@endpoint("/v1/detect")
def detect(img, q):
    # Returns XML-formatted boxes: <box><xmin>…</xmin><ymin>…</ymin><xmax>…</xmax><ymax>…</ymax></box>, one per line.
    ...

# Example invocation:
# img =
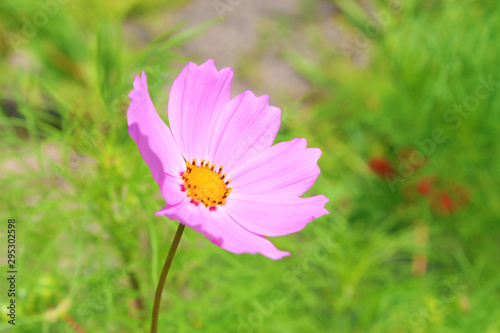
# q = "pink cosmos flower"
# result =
<box><xmin>127</xmin><ymin>60</ymin><xmax>328</xmax><ymax>259</ymax></box>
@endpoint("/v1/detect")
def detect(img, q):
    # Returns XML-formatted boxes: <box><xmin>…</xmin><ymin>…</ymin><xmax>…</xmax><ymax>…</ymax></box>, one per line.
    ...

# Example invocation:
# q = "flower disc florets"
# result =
<box><xmin>181</xmin><ymin>158</ymin><xmax>232</xmax><ymax>209</ymax></box>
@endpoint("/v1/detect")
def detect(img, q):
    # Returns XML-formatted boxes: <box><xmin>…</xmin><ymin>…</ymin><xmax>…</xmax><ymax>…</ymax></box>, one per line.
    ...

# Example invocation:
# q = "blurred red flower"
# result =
<box><xmin>368</xmin><ymin>157</ymin><xmax>395</xmax><ymax>179</ymax></box>
<box><xmin>417</xmin><ymin>176</ymin><xmax>433</xmax><ymax>196</ymax></box>
<box><xmin>438</xmin><ymin>192</ymin><xmax>454</xmax><ymax>213</ymax></box>
<box><xmin>430</xmin><ymin>183</ymin><xmax>469</xmax><ymax>215</ymax></box>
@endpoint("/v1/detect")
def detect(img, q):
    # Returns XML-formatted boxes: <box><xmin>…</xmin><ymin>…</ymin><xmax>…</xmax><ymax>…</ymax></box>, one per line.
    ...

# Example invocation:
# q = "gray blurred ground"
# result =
<box><xmin>163</xmin><ymin>0</ymin><xmax>341</xmax><ymax>102</ymax></box>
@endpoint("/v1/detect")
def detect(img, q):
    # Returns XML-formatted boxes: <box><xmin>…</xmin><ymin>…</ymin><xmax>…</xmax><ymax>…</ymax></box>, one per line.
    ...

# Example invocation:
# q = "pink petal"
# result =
<box><xmin>229</xmin><ymin>138</ymin><xmax>322</xmax><ymax>197</ymax></box>
<box><xmin>168</xmin><ymin>59</ymin><xmax>233</xmax><ymax>161</ymax></box>
<box><xmin>160</xmin><ymin>174</ymin><xmax>189</xmax><ymax>206</ymax></box>
<box><xmin>127</xmin><ymin>72</ymin><xmax>185</xmax><ymax>203</ymax></box>
<box><xmin>156</xmin><ymin>199</ymin><xmax>290</xmax><ymax>260</ymax></box>
<box><xmin>210</xmin><ymin>91</ymin><xmax>281</xmax><ymax>172</ymax></box>
<box><xmin>225</xmin><ymin>194</ymin><xmax>329</xmax><ymax>237</ymax></box>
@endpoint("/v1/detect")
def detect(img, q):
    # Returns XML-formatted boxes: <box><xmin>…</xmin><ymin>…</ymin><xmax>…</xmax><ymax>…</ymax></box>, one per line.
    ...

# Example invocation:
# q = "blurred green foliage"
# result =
<box><xmin>1</xmin><ymin>0</ymin><xmax>499</xmax><ymax>332</ymax></box>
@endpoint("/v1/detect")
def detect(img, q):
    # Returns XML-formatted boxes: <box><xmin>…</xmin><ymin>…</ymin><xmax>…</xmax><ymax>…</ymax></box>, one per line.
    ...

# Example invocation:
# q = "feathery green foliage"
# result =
<box><xmin>1</xmin><ymin>0</ymin><xmax>499</xmax><ymax>332</ymax></box>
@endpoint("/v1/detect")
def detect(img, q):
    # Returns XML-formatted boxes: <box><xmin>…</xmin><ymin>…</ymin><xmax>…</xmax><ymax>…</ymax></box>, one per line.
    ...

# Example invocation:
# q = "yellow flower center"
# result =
<box><xmin>181</xmin><ymin>158</ymin><xmax>232</xmax><ymax>209</ymax></box>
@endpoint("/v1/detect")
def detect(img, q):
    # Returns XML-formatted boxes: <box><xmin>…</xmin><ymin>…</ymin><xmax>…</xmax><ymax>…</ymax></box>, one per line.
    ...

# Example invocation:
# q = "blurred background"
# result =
<box><xmin>1</xmin><ymin>0</ymin><xmax>499</xmax><ymax>332</ymax></box>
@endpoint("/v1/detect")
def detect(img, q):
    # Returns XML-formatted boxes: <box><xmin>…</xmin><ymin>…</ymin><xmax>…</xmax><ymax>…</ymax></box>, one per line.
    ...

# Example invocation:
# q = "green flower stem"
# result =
<box><xmin>151</xmin><ymin>223</ymin><xmax>185</xmax><ymax>333</ymax></box>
